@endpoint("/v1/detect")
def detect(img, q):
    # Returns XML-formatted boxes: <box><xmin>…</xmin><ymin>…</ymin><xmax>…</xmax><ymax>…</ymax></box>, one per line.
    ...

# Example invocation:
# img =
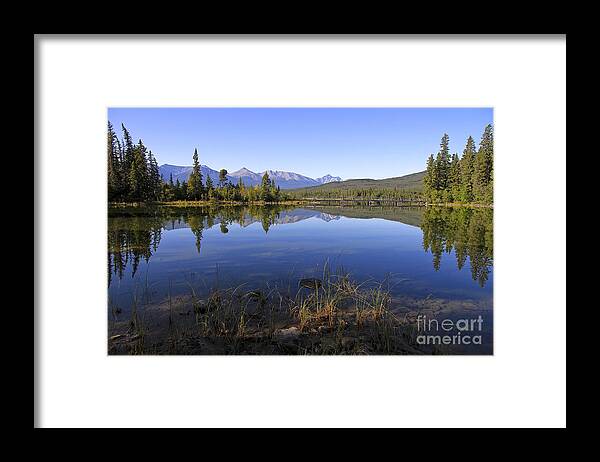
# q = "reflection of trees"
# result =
<box><xmin>421</xmin><ymin>207</ymin><xmax>493</xmax><ymax>287</ymax></box>
<box><xmin>108</xmin><ymin>204</ymin><xmax>294</xmax><ymax>286</ymax></box>
<box><xmin>107</xmin><ymin>215</ymin><xmax>163</xmax><ymax>286</ymax></box>
<box><xmin>247</xmin><ymin>205</ymin><xmax>281</xmax><ymax>234</ymax></box>
<box><xmin>186</xmin><ymin>214</ymin><xmax>204</xmax><ymax>254</ymax></box>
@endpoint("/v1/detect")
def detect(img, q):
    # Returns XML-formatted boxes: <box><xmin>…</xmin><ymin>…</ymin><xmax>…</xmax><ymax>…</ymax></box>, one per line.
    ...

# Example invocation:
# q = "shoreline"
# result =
<box><xmin>108</xmin><ymin>200</ymin><xmax>493</xmax><ymax>209</ymax></box>
<box><xmin>108</xmin><ymin>271</ymin><xmax>491</xmax><ymax>355</ymax></box>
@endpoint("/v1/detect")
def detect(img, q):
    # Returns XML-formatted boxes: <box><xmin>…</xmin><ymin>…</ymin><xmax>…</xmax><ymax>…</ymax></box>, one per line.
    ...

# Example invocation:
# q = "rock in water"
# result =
<box><xmin>273</xmin><ymin>327</ymin><xmax>301</xmax><ymax>342</ymax></box>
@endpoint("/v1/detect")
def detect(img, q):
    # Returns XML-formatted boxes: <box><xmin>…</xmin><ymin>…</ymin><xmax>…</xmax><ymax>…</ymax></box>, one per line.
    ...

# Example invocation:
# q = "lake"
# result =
<box><xmin>108</xmin><ymin>204</ymin><xmax>493</xmax><ymax>354</ymax></box>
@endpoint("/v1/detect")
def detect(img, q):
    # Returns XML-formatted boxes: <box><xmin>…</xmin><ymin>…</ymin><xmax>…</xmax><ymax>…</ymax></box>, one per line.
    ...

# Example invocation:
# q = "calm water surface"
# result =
<box><xmin>109</xmin><ymin>204</ymin><xmax>492</xmax><ymax>307</ymax></box>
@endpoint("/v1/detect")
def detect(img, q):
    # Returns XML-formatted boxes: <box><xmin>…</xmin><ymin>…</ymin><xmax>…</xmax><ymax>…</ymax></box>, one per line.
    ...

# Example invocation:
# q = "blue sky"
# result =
<box><xmin>108</xmin><ymin>108</ymin><xmax>493</xmax><ymax>180</ymax></box>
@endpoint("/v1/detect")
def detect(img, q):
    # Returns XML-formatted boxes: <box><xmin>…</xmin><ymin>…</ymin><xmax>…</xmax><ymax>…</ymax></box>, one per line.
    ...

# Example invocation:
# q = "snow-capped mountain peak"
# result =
<box><xmin>159</xmin><ymin>164</ymin><xmax>342</xmax><ymax>189</ymax></box>
<box><xmin>230</xmin><ymin>167</ymin><xmax>256</xmax><ymax>176</ymax></box>
<box><xmin>316</xmin><ymin>174</ymin><xmax>342</xmax><ymax>184</ymax></box>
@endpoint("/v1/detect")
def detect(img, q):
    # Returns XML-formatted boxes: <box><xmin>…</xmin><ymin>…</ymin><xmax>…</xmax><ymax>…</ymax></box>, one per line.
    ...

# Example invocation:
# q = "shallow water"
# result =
<box><xmin>108</xmin><ymin>204</ymin><xmax>493</xmax><ymax>352</ymax></box>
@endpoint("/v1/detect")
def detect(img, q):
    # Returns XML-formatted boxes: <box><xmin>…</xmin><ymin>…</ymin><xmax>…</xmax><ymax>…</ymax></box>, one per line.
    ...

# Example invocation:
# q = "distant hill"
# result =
<box><xmin>287</xmin><ymin>170</ymin><xmax>426</xmax><ymax>194</ymax></box>
<box><xmin>158</xmin><ymin>164</ymin><xmax>341</xmax><ymax>190</ymax></box>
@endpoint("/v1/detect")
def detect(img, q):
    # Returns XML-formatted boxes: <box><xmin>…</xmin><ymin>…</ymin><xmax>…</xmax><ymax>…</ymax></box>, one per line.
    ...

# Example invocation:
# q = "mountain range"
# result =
<box><xmin>162</xmin><ymin>209</ymin><xmax>341</xmax><ymax>231</ymax></box>
<box><xmin>159</xmin><ymin>164</ymin><xmax>341</xmax><ymax>189</ymax></box>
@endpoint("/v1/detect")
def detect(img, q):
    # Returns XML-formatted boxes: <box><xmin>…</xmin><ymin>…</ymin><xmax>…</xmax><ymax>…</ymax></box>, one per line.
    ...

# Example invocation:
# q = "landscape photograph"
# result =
<box><xmin>107</xmin><ymin>107</ymin><xmax>494</xmax><ymax>355</ymax></box>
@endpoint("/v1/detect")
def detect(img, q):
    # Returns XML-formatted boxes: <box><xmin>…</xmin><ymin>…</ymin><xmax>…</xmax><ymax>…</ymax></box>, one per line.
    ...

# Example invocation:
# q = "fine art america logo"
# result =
<box><xmin>416</xmin><ymin>315</ymin><xmax>484</xmax><ymax>346</ymax></box>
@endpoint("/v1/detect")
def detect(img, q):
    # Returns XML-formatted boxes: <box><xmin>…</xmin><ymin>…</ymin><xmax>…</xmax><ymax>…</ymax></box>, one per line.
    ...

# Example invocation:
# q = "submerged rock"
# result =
<box><xmin>273</xmin><ymin>327</ymin><xmax>301</xmax><ymax>342</ymax></box>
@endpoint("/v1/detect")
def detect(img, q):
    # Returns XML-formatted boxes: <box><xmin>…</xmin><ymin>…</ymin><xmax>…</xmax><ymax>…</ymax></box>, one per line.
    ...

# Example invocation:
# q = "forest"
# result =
<box><xmin>107</xmin><ymin>122</ymin><xmax>285</xmax><ymax>203</ymax></box>
<box><xmin>288</xmin><ymin>186</ymin><xmax>423</xmax><ymax>202</ymax></box>
<box><xmin>422</xmin><ymin>124</ymin><xmax>494</xmax><ymax>204</ymax></box>
<box><xmin>108</xmin><ymin>122</ymin><xmax>493</xmax><ymax>205</ymax></box>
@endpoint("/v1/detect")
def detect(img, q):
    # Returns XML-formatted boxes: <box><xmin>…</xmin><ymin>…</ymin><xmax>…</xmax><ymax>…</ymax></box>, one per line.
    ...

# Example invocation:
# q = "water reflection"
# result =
<box><xmin>107</xmin><ymin>204</ymin><xmax>493</xmax><ymax>289</ymax></box>
<box><xmin>107</xmin><ymin>215</ymin><xmax>163</xmax><ymax>287</ymax></box>
<box><xmin>107</xmin><ymin>204</ymin><xmax>295</xmax><ymax>285</ymax></box>
<box><xmin>421</xmin><ymin>207</ymin><xmax>493</xmax><ymax>287</ymax></box>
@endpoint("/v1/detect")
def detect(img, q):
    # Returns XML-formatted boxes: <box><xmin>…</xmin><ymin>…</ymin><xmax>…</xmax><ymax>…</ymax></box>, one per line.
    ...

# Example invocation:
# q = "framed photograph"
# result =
<box><xmin>35</xmin><ymin>34</ymin><xmax>566</xmax><ymax>428</ymax></box>
<box><xmin>106</xmin><ymin>108</ymin><xmax>494</xmax><ymax>356</ymax></box>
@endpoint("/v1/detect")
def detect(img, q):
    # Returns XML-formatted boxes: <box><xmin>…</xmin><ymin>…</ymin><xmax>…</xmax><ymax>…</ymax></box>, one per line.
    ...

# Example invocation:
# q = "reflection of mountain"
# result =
<box><xmin>308</xmin><ymin>205</ymin><xmax>424</xmax><ymax>228</ymax></box>
<box><xmin>108</xmin><ymin>205</ymin><xmax>492</xmax><ymax>288</ymax></box>
<box><xmin>161</xmin><ymin>208</ymin><xmax>340</xmax><ymax>230</ymax></box>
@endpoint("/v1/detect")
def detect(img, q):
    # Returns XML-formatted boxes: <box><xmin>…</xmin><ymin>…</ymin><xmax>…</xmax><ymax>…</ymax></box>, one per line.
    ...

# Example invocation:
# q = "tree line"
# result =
<box><xmin>423</xmin><ymin>124</ymin><xmax>493</xmax><ymax>204</ymax></box>
<box><xmin>289</xmin><ymin>187</ymin><xmax>423</xmax><ymax>202</ymax></box>
<box><xmin>108</xmin><ymin>122</ymin><xmax>285</xmax><ymax>203</ymax></box>
<box><xmin>107</xmin><ymin>122</ymin><xmax>162</xmax><ymax>202</ymax></box>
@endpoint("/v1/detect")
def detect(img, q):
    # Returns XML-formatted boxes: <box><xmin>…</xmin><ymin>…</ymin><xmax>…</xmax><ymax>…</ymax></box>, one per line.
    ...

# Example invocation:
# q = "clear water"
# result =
<box><xmin>108</xmin><ymin>205</ymin><xmax>493</xmax><ymax>353</ymax></box>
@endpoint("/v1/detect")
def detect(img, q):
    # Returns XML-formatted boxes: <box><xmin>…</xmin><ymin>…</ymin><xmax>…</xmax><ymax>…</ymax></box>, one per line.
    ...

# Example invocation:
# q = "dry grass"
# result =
<box><xmin>108</xmin><ymin>264</ymin><xmax>433</xmax><ymax>355</ymax></box>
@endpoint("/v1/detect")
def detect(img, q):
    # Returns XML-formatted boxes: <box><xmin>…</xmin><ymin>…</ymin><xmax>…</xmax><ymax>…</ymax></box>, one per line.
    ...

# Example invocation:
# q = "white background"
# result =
<box><xmin>36</xmin><ymin>36</ymin><xmax>566</xmax><ymax>428</ymax></box>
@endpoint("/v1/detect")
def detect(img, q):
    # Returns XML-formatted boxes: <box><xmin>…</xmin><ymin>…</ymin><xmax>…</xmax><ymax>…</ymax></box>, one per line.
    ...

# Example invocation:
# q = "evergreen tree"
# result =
<box><xmin>128</xmin><ymin>140</ymin><xmax>149</xmax><ymax>201</ymax></box>
<box><xmin>423</xmin><ymin>154</ymin><xmax>435</xmax><ymax>202</ymax></box>
<box><xmin>162</xmin><ymin>181</ymin><xmax>174</xmax><ymax>201</ymax></box>
<box><xmin>206</xmin><ymin>175</ymin><xmax>214</xmax><ymax>200</ymax></box>
<box><xmin>147</xmin><ymin>150</ymin><xmax>161</xmax><ymax>201</ymax></box>
<box><xmin>187</xmin><ymin>148</ymin><xmax>204</xmax><ymax>200</ymax></box>
<box><xmin>107</xmin><ymin>121</ymin><xmax>122</xmax><ymax>201</ymax></box>
<box><xmin>175</xmin><ymin>178</ymin><xmax>182</xmax><ymax>200</ymax></box>
<box><xmin>473</xmin><ymin>124</ymin><xmax>494</xmax><ymax>203</ymax></box>
<box><xmin>219</xmin><ymin>169</ymin><xmax>228</xmax><ymax>188</ymax></box>
<box><xmin>459</xmin><ymin>136</ymin><xmax>476</xmax><ymax>202</ymax></box>
<box><xmin>121</xmin><ymin>123</ymin><xmax>135</xmax><ymax>175</ymax></box>
<box><xmin>449</xmin><ymin>153</ymin><xmax>461</xmax><ymax>201</ymax></box>
<box><xmin>234</xmin><ymin>177</ymin><xmax>245</xmax><ymax>201</ymax></box>
<box><xmin>434</xmin><ymin>133</ymin><xmax>451</xmax><ymax>192</ymax></box>
<box><xmin>261</xmin><ymin>172</ymin><xmax>272</xmax><ymax>201</ymax></box>
<box><xmin>419</xmin><ymin>128</ymin><xmax>493</xmax><ymax>205</ymax></box>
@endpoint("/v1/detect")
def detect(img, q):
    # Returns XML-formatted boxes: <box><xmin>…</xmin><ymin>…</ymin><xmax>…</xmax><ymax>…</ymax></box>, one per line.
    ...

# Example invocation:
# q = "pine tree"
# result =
<box><xmin>162</xmin><ymin>181</ymin><xmax>174</xmax><ymax>202</ymax></box>
<box><xmin>423</xmin><ymin>154</ymin><xmax>435</xmax><ymax>202</ymax></box>
<box><xmin>128</xmin><ymin>151</ymin><xmax>142</xmax><ymax>201</ymax></box>
<box><xmin>121</xmin><ymin>123</ymin><xmax>135</xmax><ymax>176</ymax></box>
<box><xmin>128</xmin><ymin>140</ymin><xmax>149</xmax><ymax>201</ymax></box>
<box><xmin>107</xmin><ymin>122</ymin><xmax>122</xmax><ymax>201</ymax></box>
<box><xmin>147</xmin><ymin>150</ymin><xmax>161</xmax><ymax>201</ymax></box>
<box><xmin>449</xmin><ymin>153</ymin><xmax>461</xmax><ymax>201</ymax></box>
<box><xmin>205</xmin><ymin>175</ymin><xmax>214</xmax><ymax>199</ymax></box>
<box><xmin>260</xmin><ymin>172</ymin><xmax>272</xmax><ymax>201</ymax></box>
<box><xmin>187</xmin><ymin>148</ymin><xmax>204</xmax><ymax>200</ymax></box>
<box><xmin>473</xmin><ymin>124</ymin><xmax>494</xmax><ymax>203</ymax></box>
<box><xmin>175</xmin><ymin>178</ymin><xmax>182</xmax><ymax>200</ymax></box>
<box><xmin>434</xmin><ymin>133</ymin><xmax>451</xmax><ymax>192</ymax></box>
<box><xmin>459</xmin><ymin>136</ymin><xmax>476</xmax><ymax>202</ymax></box>
<box><xmin>181</xmin><ymin>180</ymin><xmax>188</xmax><ymax>199</ymax></box>
<box><xmin>270</xmin><ymin>178</ymin><xmax>278</xmax><ymax>200</ymax></box>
